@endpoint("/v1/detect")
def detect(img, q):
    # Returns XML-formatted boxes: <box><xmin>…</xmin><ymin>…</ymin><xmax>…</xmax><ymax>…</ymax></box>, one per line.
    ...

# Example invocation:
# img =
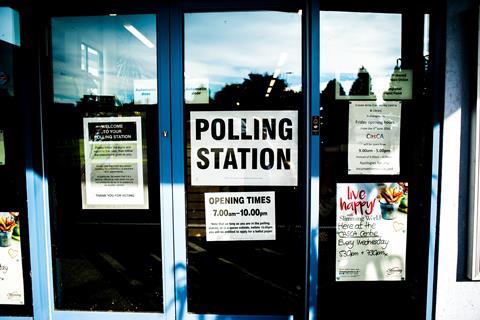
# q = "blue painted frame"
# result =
<box><xmin>3</xmin><ymin>1</ymin><xmax>443</xmax><ymax>320</ymax></box>
<box><xmin>306</xmin><ymin>1</ymin><xmax>319</xmax><ymax>320</ymax></box>
<box><xmin>20</xmin><ymin>7</ymin><xmax>177</xmax><ymax>320</ymax></box>
<box><xmin>170</xmin><ymin>1</ymin><xmax>315</xmax><ymax>320</ymax></box>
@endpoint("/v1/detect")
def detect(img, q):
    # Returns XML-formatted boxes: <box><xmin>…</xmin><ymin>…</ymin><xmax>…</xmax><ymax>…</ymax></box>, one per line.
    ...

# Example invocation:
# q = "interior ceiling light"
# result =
<box><xmin>273</xmin><ymin>68</ymin><xmax>280</xmax><ymax>79</ymax></box>
<box><xmin>277</xmin><ymin>52</ymin><xmax>288</xmax><ymax>67</ymax></box>
<box><xmin>124</xmin><ymin>24</ymin><xmax>155</xmax><ymax>48</ymax></box>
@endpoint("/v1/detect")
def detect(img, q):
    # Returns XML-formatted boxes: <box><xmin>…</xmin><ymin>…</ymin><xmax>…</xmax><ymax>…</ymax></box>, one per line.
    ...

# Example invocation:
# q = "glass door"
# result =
<box><xmin>32</xmin><ymin>2</ymin><xmax>437</xmax><ymax>320</ymax></box>
<box><xmin>316</xmin><ymin>4</ymin><xmax>434</xmax><ymax>320</ymax></box>
<box><xmin>42</xmin><ymin>8</ymin><xmax>176</xmax><ymax>319</ymax></box>
<box><xmin>172</xmin><ymin>3</ymin><xmax>307</xmax><ymax>319</ymax></box>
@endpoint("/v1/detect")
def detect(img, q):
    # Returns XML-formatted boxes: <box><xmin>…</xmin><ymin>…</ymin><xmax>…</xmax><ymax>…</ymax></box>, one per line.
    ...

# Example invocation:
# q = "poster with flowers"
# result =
<box><xmin>336</xmin><ymin>183</ymin><xmax>408</xmax><ymax>281</ymax></box>
<box><xmin>0</xmin><ymin>212</ymin><xmax>24</xmax><ymax>304</ymax></box>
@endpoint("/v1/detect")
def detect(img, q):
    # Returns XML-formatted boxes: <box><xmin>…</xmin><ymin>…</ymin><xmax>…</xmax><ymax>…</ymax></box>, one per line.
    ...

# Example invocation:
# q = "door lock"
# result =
<box><xmin>163</xmin><ymin>130</ymin><xmax>168</xmax><ymax>137</ymax></box>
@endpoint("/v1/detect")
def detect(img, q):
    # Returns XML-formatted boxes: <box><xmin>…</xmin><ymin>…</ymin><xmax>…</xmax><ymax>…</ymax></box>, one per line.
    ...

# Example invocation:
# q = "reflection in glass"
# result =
<box><xmin>52</xmin><ymin>15</ymin><xmax>157</xmax><ymax>105</ymax></box>
<box><xmin>49</xmin><ymin>15</ymin><xmax>162</xmax><ymax>312</ymax></box>
<box><xmin>317</xmin><ymin>9</ymin><xmax>432</xmax><ymax>320</ymax></box>
<box><xmin>185</xmin><ymin>11</ymin><xmax>302</xmax><ymax>105</ymax></box>
<box><xmin>320</xmin><ymin>12</ymin><xmax>401</xmax><ymax>99</ymax></box>
<box><xmin>184</xmin><ymin>11</ymin><xmax>304</xmax><ymax>315</ymax></box>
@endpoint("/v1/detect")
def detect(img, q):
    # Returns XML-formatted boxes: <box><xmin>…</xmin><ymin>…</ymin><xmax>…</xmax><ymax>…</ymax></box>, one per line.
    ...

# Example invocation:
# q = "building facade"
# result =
<box><xmin>0</xmin><ymin>0</ymin><xmax>478</xmax><ymax>319</ymax></box>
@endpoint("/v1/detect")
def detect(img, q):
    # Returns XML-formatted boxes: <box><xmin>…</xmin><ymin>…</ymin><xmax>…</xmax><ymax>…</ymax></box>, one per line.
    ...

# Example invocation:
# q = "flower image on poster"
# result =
<box><xmin>336</xmin><ymin>182</ymin><xmax>408</xmax><ymax>281</ymax></box>
<box><xmin>0</xmin><ymin>212</ymin><xmax>24</xmax><ymax>305</ymax></box>
<box><xmin>81</xmin><ymin>116</ymin><xmax>149</xmax><ymax>209</ymax></box>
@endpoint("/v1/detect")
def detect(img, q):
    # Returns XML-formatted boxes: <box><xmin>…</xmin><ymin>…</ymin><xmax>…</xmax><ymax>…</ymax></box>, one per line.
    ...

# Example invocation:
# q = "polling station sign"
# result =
<box><xmin>190</xmin><ymin>111</ymin><xmax>298</xmax><ymax>186</ymax></box>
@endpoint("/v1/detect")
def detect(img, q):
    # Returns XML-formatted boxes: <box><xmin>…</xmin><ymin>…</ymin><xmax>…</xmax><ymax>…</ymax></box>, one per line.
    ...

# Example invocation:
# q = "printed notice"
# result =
<box><xmin>348</xmin><ymin>101</ymin><xmax>401</xmax><ymax>175</ymax></box>
<box><xmin>0</xmin><ymin>212</ymin><xmax>24</xmax><ymax>305</ymax></box>
<box><xmin>190</xmin><ymin>111</ymin><xmax>298</xmax><ymax>186</ymax></box>
<box><xmin>336</xmin><ymin>183</ymin><xmax>408</xmax><ymax>281</ymax></box>
<box><xmin>383</xmin><ymin>69</ymin><xmax>413</xmax><ymax>100</ymax></box>
<box><xmin>185</xmin><ymin>78</ymin><xmax>209</xmax><ymax>104</ymax></box>
<box><xmin>134</xmin><ymin>79</ymin><xmax>157</xmax><ymax>105</ymax></box>
<box><xmin>205</xmin><ymin>192</ymin><xmax>276</xmax><ymax>241</ymax></box>
<box><xmin>82</xmin><ymin>116</ymin><xmax>148</xmax><ymax>209</ymax></box>
<box><xmin>0</xmin><ymin>130</ymin><xmax>4</xmax><ymax>165</ymax></box>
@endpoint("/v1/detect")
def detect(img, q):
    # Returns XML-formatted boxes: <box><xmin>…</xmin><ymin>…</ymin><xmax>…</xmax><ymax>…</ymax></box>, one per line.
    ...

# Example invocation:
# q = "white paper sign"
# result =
<box><xmin>336</xmin><ymin>183</ymin><xmax>408</xmax><ymax>281</ymax></box>
<box><xmin>185</xmin><ymin>78</ymin><xmax>209</xmax><ymax>104</ymax></box>
<box><xmin>0</xmin><ymin>212</ymin><xmax>24</xmax><ymax>305</ymax></box>
<box><xmin>348</xmin><ymin>101</ymin><xmax>401</xmax><ymax>175</ymax></box>
<box><xmin>0</xmin><ymin>130</ymin><xmax>5</xmax><ymax>165</ymax></box>
<box><xmin>190</xmin><ymin>111</ymin><xmax>298</xmax><ymax>186</ymax></box>
<box><xmin>134</xmin><ymin>79</ymin><xmax>157</xmax><ymax>105</ymax></box>
<box><xmin>82</xmin><ymin>117</ymin><xmax>148</xmax><ymax>209</ymax></box>
<box><xmin>205</xmin><ymin>192</ymin><xmax>276</xmax><ymax>241</ymax></box>
<box><xmin>383</xmin><ymin>69</ymin><xmax>413</xmax><ymax>100</ymax></box>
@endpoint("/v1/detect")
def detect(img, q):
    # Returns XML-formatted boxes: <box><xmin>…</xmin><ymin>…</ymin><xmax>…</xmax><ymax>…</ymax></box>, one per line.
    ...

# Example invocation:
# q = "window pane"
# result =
<box><xmin>318</xmin><ymin>10</ymin><xmax>432</xmax><ymax>319</ymax></box>
<box><xmin>184</xmin><ymin>11</ymin><xmax>304</xmax><ymax>315</ymax></box>
<box><xmin>49</xmin><ymin>14</ymin><xmax>162</xmax><ymax>312</ymax></box>
<box><xmin>52</xmin><ymin>15</ymin><xmax>157</xmax><ymax>105</ymax></box>
<box><xmin>320</xmin><ymin>12</ymin><xmax>401</xmax><ymax>98</ymax></box>
<box><xmin>0</xmin><ymin>24</ymin><xmax>32</xmax><ymax>316</ymax></box>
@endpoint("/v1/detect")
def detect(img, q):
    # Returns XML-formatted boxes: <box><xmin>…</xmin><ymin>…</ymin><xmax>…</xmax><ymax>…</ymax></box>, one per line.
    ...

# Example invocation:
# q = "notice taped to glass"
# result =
<box><xmin>82</xmin><ymin>116</ymin><xmax>148</xmax><ymax>209</ymax></box>
<box><xmin>348</xmin><ymin>101</ymin><xmax>401</xmax><ymax>175</ymax></box>
<box><xmin>336</xmin><ymin>183</ymin><xmax>408</xmax><ymax>281</ymax></box>
<box><xmin>190</xmin><ymin>111</ymin><xmax>298</xmax><ymax>186</ymax></box>
<box><xmin>0</xmin><ymin>212</ymin><xmax>24</xmax><ymax>305</ymax></box>
<box><xmin>204</xmin><ymin>192</ymin><xmax>276</xmax><ymax>241</ymax></box>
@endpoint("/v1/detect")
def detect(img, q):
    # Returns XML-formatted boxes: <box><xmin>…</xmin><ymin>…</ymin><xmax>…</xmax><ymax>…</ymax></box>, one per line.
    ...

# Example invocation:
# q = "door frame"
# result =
<box><xmin>26</xmin><ymin>3</ymin><xmax>176</xmax><ymax>320</ymax></box>
<box><xmin>21</xmin><ymin>1</ymin><xmax>442</xmax><ymax>320</ymax></box>
<box><xmin>169</xmin><ymin>1</ymin><xmax>316</xmax><ymax>319</ymax></box>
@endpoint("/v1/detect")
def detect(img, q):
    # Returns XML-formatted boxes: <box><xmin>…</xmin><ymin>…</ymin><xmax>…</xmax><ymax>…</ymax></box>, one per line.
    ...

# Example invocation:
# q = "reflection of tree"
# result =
<box><xmin>349</xmin><ymin>66</ymin><xmax>373</xmax><ymax>96</ymax></box>
<box><xmin>322</xmin><ymin>79</ymin><xmax>345</xmax><ymax>104</ymax></box>
<box><xmin>320</xmin><ymin>79</ymin><xmax>345</xmax><ymax>147</ymax></box>
<box><xmin>213</xmin><ymin>73</ymin><xmax>301</xmax><ymax>108</ymax></box>
<box><xmin>319</xmin><ymin>79</ymin><xmax>347</xmax><ymax>222</ymax></box>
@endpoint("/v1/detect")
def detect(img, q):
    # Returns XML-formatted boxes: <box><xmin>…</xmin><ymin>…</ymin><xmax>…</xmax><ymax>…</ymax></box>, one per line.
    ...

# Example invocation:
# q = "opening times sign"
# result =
<box><xmin>190</xmin><ymin>110</ymin><xmax>298</xmax><ymax>186</ymax></box>
<box><xmin>82</xmin><ymin>116</ymin><xmax>148</xmax><ymax>209</ymax></box>
<box><xmin>205</xmin><ymin>192</ymin><xmax>275</xmax><ymax>241</ymax></box>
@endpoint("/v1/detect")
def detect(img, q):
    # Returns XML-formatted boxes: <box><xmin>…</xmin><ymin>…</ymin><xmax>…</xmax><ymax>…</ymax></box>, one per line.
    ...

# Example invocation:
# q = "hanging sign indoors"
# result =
<box><xmin>82</xmin><ymin>116</ymin><xmax>148</xmax><ymax>209</ymax></box>
<box><xmin>190</xmin><ymin>110</ymin><xmax>298</xmax><ymax>186</ymax></box>
<box><xmin>204</xmin><ymin>191</ymin><xmax>276</xmax><ymax>241</ymax></box>
<box><xmin>383</xmin><ymin>69</ymin><xmax>413</xmax><ymax>100</ymax></box>
<box><xmin>0</xmin><ymin>130</ymin><xmax>5</xmax><ymax>165</ymax></box>
<box><xmin>348</xmin><ymin>101</ymin><xmax>401</xmax><ymax>175</ymax></box>
<box><xmin>0</xmin><ymin>212</ymin><xmax>24</xmax><ymax>305</ymax></box>
<box><xmin>336</xmin><ymin>182</ymin><xmax>408</xmax><ymax>281</ymax></box>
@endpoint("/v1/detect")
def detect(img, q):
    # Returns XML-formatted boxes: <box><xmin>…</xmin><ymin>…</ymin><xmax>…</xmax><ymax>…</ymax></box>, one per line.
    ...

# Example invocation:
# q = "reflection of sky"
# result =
<box><xmin>52</xmin><ymin>15</ymin><xmax>157</xmax><ymax>104</ymax></box>
<box><xmin>52</xmin><ymin>11</ymin><xmax>403</xmax><ymax>103</ymax></box>
<box><xmin>320</xmin><ymin>11</ymin><xmax>401</xmax><ymax>97</ymax></box>
<box><xmin>185</xmin><ymin>11</ymin><xmax>302</xmax><ymax>96</ymax></box>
